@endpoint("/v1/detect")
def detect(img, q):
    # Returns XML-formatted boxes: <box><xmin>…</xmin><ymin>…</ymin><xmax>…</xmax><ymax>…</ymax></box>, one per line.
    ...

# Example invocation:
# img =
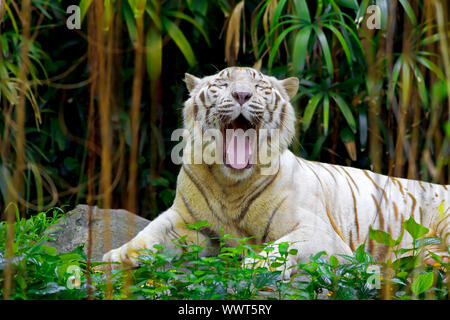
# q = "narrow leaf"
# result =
<box><xmin>146</xmin><ymin>26</ymin><xmax>162</xmax><ymax>81</ymax></box>
<box><xmin>302</xmin><ymin>93</ymin><xmax>323</xmax><ymax>131</ymax></box>
<box><xmin>313</xmin><ymin>25</ymin><xmax>334</xmax><ymax>76</ymax></box>
<box><xmin>165</xmin><ymin>10</ymin><xmax>210</xmax><ymax>46</ymax></box>
<box><xmin>399</xmin><ymin>0</ymin><xmax>418</xmax><ymax>26</ymax></box>
<box><xmin>323</xmin><ymin>23</ymin><xmax>353</xmax><ymax>66</ymax></box>
<box><xmin>323</xmin><ymin>95</ymin><xmax>330</xmax><ymax>135</ymax></box>
<box><xmin>331</xmin><ymin>93</ymin><xmax>357</xmax><ymax>133</ymax></box>
<box><xmin>293</xmin><ymin>0</ymin><xmax>311</xmax><ymax>23</ymax></box>
<box><xmin>162</xmin><ymin>16</ymin><xmax>196</xmax><ymax>67</ymax></box>
<box><xmin>292</xmin><ymin>26</ymin><xmax>312</xmax><ymax>73</ymax></box>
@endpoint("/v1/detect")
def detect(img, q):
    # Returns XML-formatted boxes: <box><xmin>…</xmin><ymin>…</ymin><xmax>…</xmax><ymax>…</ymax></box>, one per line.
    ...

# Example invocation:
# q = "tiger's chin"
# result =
<box><xmin>219</xmin><ymin>164</ymin><xmax>256</xmax><ymax>182</ymax></box>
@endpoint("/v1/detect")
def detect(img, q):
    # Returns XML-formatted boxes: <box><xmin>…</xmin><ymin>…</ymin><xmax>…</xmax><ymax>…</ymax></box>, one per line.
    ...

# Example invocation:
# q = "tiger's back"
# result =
<box><xmin>287</xmin><ymin>152</ymin><xmax>450</xmax><ymax>261</ymax></box>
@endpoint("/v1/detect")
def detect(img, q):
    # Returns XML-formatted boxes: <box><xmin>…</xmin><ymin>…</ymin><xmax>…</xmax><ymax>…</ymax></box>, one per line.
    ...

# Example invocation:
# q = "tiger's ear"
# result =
<box><xmin>279</xmin><ymin>77</ymin><xmax>299</xmax><ymax>100</ymax></box>
<box><xmin>184</xmin><ymin>73</ymin><xmax>201</xmax><ymax>92</ymax></box>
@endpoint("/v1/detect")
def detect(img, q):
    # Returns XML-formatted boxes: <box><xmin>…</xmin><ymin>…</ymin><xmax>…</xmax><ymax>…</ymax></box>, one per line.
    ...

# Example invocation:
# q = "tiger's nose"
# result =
<box><xmin>232</xmin><ymin>91</ymin><xmax>252</xmax><ymax>105</ymax></box>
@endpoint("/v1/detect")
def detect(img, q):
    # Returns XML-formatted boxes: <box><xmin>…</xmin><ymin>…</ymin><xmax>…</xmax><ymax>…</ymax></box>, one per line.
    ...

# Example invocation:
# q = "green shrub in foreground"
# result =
<box><xmin>0</xmin><ymin>208</ymin><xmax>448</xmax><ymax>300</ymax></box>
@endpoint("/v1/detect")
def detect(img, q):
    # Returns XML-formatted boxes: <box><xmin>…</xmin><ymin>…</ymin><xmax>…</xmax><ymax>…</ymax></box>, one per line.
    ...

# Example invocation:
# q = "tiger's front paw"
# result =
<box><xmin>102</xmin><ymin>247</ymin><xmax>122</xmax><ymax>264</ymax></box>
<box><xmin>102</xmin><ymin>245</ymin><xmax>141</xmax><ymax>269</ymax></box>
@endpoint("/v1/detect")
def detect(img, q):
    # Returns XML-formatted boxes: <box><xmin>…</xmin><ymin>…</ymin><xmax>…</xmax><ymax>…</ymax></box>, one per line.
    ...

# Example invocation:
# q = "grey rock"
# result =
<box><xmin>44</xmin><ymin>204</ymin><xmax>150</xmax><ymax>261</ymax></box>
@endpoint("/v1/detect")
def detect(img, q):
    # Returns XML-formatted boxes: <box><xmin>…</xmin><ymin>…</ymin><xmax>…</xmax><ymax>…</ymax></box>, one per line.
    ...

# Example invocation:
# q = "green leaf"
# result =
<box><xmin>394</xmin><ymin>229</ymin><xmax>404</xmax><ymax>246</ymax></box>
<box><xmin>145</xmin><ymin>3</ymin><xmax>162</xmax><ymax>29</ymax></box>
<box><xmin>41</xmin><ymin>245</ymin><xmax>57</xmax><ymax>256</ymax></box>
<box><xmin>311</xmin><ymin>251</ymin><xmax>327</xmax><ymax>260</ymax></box>
<box><xmin>36</xmin><ymin>282</ymin><xmax>67</xmax><ymax>296</ymax></box>
<box><xmin>411</xmin><ymin>272</ymin><xmax>433</xmax><ymax>296</ymax></box>
<box><xmin>431</xmin><ymin>81</ymin><xmax>448</xmax><ymax>104</ymax></box>
<box><xmin>376</xmin><ymin>0</ymin><xmax>388</xmax><ymax>30</ymax></box>
<box><xmin>146</xmin><ymin>26</ymin><xmax>162</xmax><ymax>81</ymax></box>
<box><xmin>313</xmin><ymin>25</ymin><xmax>334</xmax><ymax>76</ymax></box>
<box><xmin>165</xmin><ymin>10</ymin><xmax>210</xmax><ymax>46</ymax></box>
<box><xmin>162</xmin><ymin>16</ymin><xmax>196</xmax><ymax>67</ymax></box>
<box><xmin>323</xmin><ymin>23</ymin><xmax>353</xmax><ymax>66</ymax></box>
<box><xmin>387</xmin><ymin>56</ymin><xmax>403</xmax><ymax>103</ymax></box>
<box><xmin>128</xmin><ymin>0</ymin><xmax>147</xmax><ymax>18</ymax></box>
<box><xmin>152</xmin><ymin>177</ymin><xmax>169</xmax><ymax>187</ymax></box>
<box><xmin>399</xmin><ymin>0</ymin><xmax>418</xmax><ymax>26</ymax></box>
<box><xmin>355</xmin><ymin>0</ymin><xmax>370</xmax><ymax>25</ymax></box>
<box><xmin>3</xmin><ymin>1</ymin><xmax>19</xmax><ymax>34</ymax></box>
<box><xmin>427</xmin><ymin>250</ymin><xmax>443</xmax><ymax>264</ymax></box>
<box><xmin>267</xmin><ymin>25</ymin><xmax>300</xmax><ymax>71</ymax></box>
<box><xmin>412</xmin><ymin>67</ymin><xmax>429</xmax><ymax>109</ymax></box>
<box><xmin>278</xmin><ymin>242</ymin><xmax>290</xmax><ymax>256</ymax></box>
<box><xmin>123</xmin><ymin>1</ymin><xmax>138</xmax><ymax>43</ymax></box>
<box><xmin>329</xmin><ymin>255</ymin><xmax>339</xmax><ymax>268</ymax></box>
<box><xmin>416</xmin><ymin>56</ymin><xmax>445</xmax><ymax>81</ymax></box>
<box><xmin>187</xmin><ymin>220</ymin><xmax>210</xmax><ymax>231</ymax></box>
<box><xmin>292</xmin><ymin>26</ymin><xmax>312</xmax><ymax>73</ymax></box>
<box><xmin>270</xmin><ymin>0</ymin><xmax>289</xmax><ymax>31</ymax></box>
<box><xmin>323</xmin><ymin>95</ymin><xmax>330</xmax><ymax>135</ymax></box>
<box><xmin>302</xmin><ymin>93</ymin><xmax>323</xmax><ymax>131</ymax></box>
<box><xmin>330</xmin><ymin>93</ymin><xmax>357</xmax><ymax>133</ymax></box>
<box><xmin>158</xmin><ymin>189</ymin><xmax>175</xmax><ymax>207</ymax></box>
<box><xmin>270</xmin><ymin>262</ymin><xmax>284</xmax><ymax>269</ymax></box>
<box><xmin>311</xmin><ymin>134</ymin><xmax>327</xmax><ymax>160</ymax></box>
<box><xmin>340</xmin><ymin>127</ymin><xmax>355</xmax><ymax>143</ymax></box>
<box><xmin>354</xmin><ymin>244</ymin><xmax>371</xmax><ymax>263</ymax></box>
<box><xmin>392</xmin><ymin>255</ymin><xmax>419</xmax><ymax>270</ymax></box>
<box><xmin>414</xmin><ymin>237</ymin><xmax>441</xmax><ymax>248</ymax></box>
<box><xmin>293</xmin><ymin>0</ymin><xmax>311</xmax><ymax>23</ymax></box>
<box><xmin>369</xmin><ymin>227</ymin><xmax>396</xmax><ymax>247</ymax></box>
<box><xmin>330</xmin><ymin>18</ymin><xmax>365</xmax><ymax>55</ymax></box>
<box><xmin>403</xmin><ymin>217</ymin><xmax>429</xmax><ymax>241</ymax></box>
<box><xmin>103</xmin><ymin>0</ymin><xmax>114</xmax><ymax>31</ymax></box>
<box><xmin>337</xmin><ymin>0</ymin><xmax>358</xmax><ymax>10</ymax></box>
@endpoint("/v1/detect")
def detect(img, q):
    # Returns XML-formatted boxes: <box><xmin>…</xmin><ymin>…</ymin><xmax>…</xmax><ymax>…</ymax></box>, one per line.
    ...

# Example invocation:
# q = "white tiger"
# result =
<box><xmin>104</xmin><ymin>67</ymin><xmax>449</xmax><ymax>278</ymax></box>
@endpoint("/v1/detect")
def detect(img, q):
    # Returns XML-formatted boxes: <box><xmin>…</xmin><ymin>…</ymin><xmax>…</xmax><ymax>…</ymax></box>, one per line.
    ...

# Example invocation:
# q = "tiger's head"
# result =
<box><xmin>183</xmin><ymin>67</ymin><xmax>298</xmax><ymax>180</ymax></box>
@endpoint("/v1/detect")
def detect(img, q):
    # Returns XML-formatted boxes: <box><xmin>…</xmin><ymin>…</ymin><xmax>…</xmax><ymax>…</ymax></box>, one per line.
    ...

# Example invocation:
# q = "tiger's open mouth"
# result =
<box><xmin>221</xmin><ymin>115</ymin><xmax>257</xmax><ymax>170</ymax></box>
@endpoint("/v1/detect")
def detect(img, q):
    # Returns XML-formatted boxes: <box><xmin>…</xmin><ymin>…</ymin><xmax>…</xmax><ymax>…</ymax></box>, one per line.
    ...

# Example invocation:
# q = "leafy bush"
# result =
<box><xmin>1</xmin><ymin>207</ymin><xmax>448</xmax><ymax>300</ymax></box>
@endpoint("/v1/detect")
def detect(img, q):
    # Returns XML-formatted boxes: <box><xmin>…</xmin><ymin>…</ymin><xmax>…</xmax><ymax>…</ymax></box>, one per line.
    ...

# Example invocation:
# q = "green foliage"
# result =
<box><xmin>368</xmin><ymin>216</ymin><xmax>449</xmax><ymax>300</ymax></box>
<box><xmin>1</xmin><ymin>208</ymin><xmax>448</xmax><ymax>300</ymax></box>
<box><xmin>252</xmin><ymin>0</ymin><xmax>449</xmax><ymax>172</ymax></box>
<box><xmin>0</xmin><ymin>206</ymin><xmax>91</xmax><ymax>299</ymax></box>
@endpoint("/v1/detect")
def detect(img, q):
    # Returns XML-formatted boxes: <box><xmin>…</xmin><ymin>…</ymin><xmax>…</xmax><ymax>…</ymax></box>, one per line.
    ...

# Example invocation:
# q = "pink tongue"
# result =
<box><xmin>226</xmin><ymin>131</ymin><xmax>250</xmax><ymax>169</ymax></box>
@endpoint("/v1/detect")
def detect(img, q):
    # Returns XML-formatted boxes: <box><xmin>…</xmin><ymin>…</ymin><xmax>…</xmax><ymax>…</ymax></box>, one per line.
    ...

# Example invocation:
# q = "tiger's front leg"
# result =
<box><xmin>102</xmin><ymin>208</ymin><xmax>215</xmax><ymax>267</ymax></box>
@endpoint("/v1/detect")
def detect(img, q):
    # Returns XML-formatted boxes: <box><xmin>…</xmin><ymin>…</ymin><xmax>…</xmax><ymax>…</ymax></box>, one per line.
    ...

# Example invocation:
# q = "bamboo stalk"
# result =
<box><xmin>3</xmin><ymin>0</ymin><xmax>31</xmax><ymax>300</ymax></box>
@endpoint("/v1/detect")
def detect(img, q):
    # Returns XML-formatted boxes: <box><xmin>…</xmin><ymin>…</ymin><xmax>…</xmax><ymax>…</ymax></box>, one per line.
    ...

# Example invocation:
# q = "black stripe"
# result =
<box><xmin>317</xmin><ymin>163</ymin><xmax>338</xmax><ymax>184</ymax></box>
<box><xmin>268</xmin><ymin>110</ymin><xmax>274</xmax><ymax>123</ymax></box>
<box><xmin>193</xmin><ymin>103</ymin><xmax>198</xmax><ymax>120</ymax></box>
<box><xmin>234</xmin><ymin>169</ymin><xmax>280</xmax><ymax>223</ymax></box>
<box><xmin>339</xmin><ymin>166</ymin><xmax>360</xmax><ymax>192</ymax></box>
<box><xmin>205</xmin><ymin>108</ymin><xmax>211</xmax><ymax>125</ymax></box>
<box><xmin>262</xmin><ymin>197</ymin><xmax>287</xmax><ymax>243</ymax></box>
<box><xmin>199</xmin><ymin>90</ymin><xmax>206</xmax><ymax>105</ymax></box>
<box><xmin>179</xmin><ymin>191</ymin><xmax>199</xmax><ymax>223</ymax></box>
<box><xmin>182</xmin><ymin>165</ymin><xmax>226</xmax><ymax>225</ymax></box>
<box><xmin>274</xmin><ymin>91</ymin><xmax>281</xmax><ymax>106</ymax></box>
<box><xmin>202</xmin><ymin>227</ymin><xmax>220</xmax><ymax>241</ymax></box>
<box><xmin>279</xmin><ymin>102</ymin><xmax>286</xmax><ymax>127</ymax></box>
